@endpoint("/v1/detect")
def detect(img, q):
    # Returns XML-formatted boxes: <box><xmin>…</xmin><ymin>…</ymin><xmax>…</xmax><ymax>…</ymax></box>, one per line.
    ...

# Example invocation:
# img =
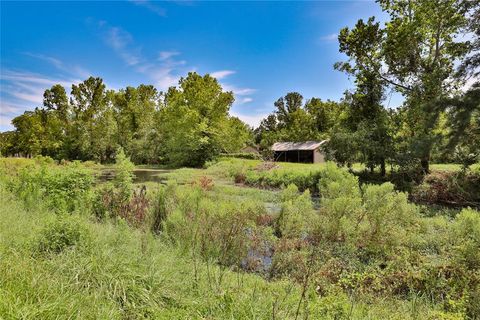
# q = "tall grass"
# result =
<box><xmin>2</xmin><ymin>157</ymin><xmax>479</xmax><ymax>319</ymax></box>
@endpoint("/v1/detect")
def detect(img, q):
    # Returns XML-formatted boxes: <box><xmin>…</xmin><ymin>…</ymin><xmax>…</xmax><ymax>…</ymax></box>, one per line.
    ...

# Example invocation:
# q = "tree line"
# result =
<box><xmin>0</xmin><ymin>73</ymin><xmax>252</xmax><ymax>166</ymax></box>
<box><xmin>1</xmin><ymin>0</ymin><xmax>479</xmax><ymax>171</ymax></box>
<box><xmin>255</xmin><ymin>0</ymin><xmax>479</xmax><ymax>175</ymax></box>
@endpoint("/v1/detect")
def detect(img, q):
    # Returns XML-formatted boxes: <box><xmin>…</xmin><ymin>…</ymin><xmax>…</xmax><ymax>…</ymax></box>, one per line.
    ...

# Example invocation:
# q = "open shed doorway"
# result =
<box><xmin>273</xmin><ymin>150</ymin><xmax>314</xmax><ymax>163</ymax></box>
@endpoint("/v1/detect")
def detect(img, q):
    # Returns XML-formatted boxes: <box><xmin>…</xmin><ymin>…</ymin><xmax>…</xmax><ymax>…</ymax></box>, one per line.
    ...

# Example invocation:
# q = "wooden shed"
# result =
<box><xmin>271</xmin><ymin>141</ymin><xmax>327</xmax><ymax>164</ymax></box>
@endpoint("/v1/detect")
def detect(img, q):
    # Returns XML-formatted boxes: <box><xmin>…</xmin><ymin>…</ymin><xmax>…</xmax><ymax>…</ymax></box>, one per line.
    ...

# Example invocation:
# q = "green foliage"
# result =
<box><xmin>112</xmin><ymin>147</ymin><xmax>135</xmax><ymax>198</ymax></box>
<box><xmin>164</xmin><ymin>184</ymin><xmax>263</xmax><ymax>268</ymax></box>
<box><xmin>2</xmin><ymin>73</ymin><xmax>254</xmax><ymax>167</ymax></box>
<box><xmin>160</xmin><ymin>72</ymin><xmax>250</xmax><ymax>167</ymax></box>
<box><xmin>317</xmin><ymin>164</ymin><xmax>362</xmax><ymax>242</ymax></box>
<box><xmin>2</xmin><ymin>158</ymin><xmax>480</xmax><ymax>318</ymax></box>
<box><xmin>150</xmin><ymin>181</ymin><xmax>177</xmax><ymax>234</ymax></box>
<box><xmin>35</xmin><ymin>215</ymin><xmax>89</xmax><ymax>254</ymax></box>
<box><xmin>254</xmin><ymin>93</ymin><xmax>341</xmax><ymax>152</ymax></box>
<box><xmin>8</xmin><ymin>161</ymin><xmax>94</xmax><ymax>213</ymax></box>
<box><xmin>219</xmin><ymin>152</ymin><xmax>262</xmax><ymax>160</ymax></box>
<box><xmin>450</xmin><ymin>208</ymin><xmax>480</xmax><ymax>269</ymax></box>
<box><xmin>309</xmin><ymin>290</ymin><xmax>351</xmax><ymax>320</ymax></box>
<box><xmin>412</xmin><ymin>170</ymin><xmax>480</xmax><ymax>206</ymax></box>
<box><xmin>358</xmin><ymin>183</ymin><xmax>417</xmax><ymax>255</ymax></box>
<box><xmin>277</xmin><ymin>184</ymin><xmax>317</xmax><ymax>238</ymax></box>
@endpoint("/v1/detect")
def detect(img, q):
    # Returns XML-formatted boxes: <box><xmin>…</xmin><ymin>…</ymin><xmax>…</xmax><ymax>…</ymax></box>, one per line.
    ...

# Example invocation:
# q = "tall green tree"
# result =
<box><xmin>69</xmin><ymin>77</ymin><xmax>116</xmax><ymax>162</ymax></box>
<box><xmin>379</xmin><ymin>0</ymin><xmax>471</xmax><ymax>173</ymax></box>
<box><xmin>160</xmin><ymin>72</ymin><xmax>236</xmax><ymax>167</ymax></box>
<box><xmin>334</xmin><ymin>17</ymin><xmax>393</xmax><ymax>175</ymax></box>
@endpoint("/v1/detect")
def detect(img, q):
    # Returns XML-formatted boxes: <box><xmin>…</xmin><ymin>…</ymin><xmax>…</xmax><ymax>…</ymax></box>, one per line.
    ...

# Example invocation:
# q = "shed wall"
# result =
<box><xmin>313</xmin><ymin>149</ymin><xmax>325</xmax><ymax>163</ymax></box>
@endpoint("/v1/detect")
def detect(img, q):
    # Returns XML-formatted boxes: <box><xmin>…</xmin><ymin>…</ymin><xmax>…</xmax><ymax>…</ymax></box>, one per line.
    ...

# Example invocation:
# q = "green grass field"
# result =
<box><xmin>0</xmin><ymin>181</ymin><xmax>448</xmax><ymax>319</ymax></box>
<box><xmin>1</xmin><ymin>156</ymin><xmax>479</xmax><ymax>319</ymax></box>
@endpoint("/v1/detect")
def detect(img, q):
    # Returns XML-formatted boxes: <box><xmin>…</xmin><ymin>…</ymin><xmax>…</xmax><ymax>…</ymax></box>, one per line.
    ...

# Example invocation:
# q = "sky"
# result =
<box><xmin>0</xmin><ymin>0</ymin><xmax>398</xmax><ymax>131</ymax></box>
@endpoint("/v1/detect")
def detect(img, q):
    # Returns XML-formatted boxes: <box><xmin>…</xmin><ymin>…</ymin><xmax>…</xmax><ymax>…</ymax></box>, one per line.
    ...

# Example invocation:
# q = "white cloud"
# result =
<box><xmin>158</xmin><ymin>51</ymin><xmax>180</xmax><ymax>61</ymax></box>
<box><xmin>129</xmin><ymin>0</ymin><xmax>167</xmax><ymax>17</ymax></box>
<box><xmin>0</xmin><ymin>116</ymin><xmax>13</xmax><ymax>128</ymax></box>
<box><xmin>97</xmin><ymin>21</ymin><xmax>255</xmax><ymax>95</ymax></box>
<box><xmin>230</xmin><ymin>111</ymin><xmax>268</xmax><ymax>128</ymax></box>
<box><xmin>23</xmin><ymin>53</ymin><xmax>92</xmax><ymax>79</ymax></box>
<box><xmin>210</xmin><ymin>70</ymin><xmax>236</xmax><ymax>80</ymax></box>
<box><xmin>0</xmin><ymin>102</ymin><xmax>23</xmax><ymax>114</ymax></box>
<box><xmin>1</xmin><ymin>70</ymin><xmax>70</xmax><ymax>86</ymax></box>
<box><xmin>102</xmin><ymin>25</ymin><xmax>141</xmax><ymax>66</ymax></box>
<box><xmin>319</xmin><ymin>33</ymin><xmax>338</xmax><ymax>42</ymax></box>
<box><xmin>96</xmin><ymin>21</ymin><xmax>189</xmax><ymax>90</ymax></box>
<box><xmin>223</xmin><ymin>84</ymin><xmax>257</xmax><ymax>96</ymax></box>
<box><xmin>23</xmin><ymin>52</ymin><xmax>63</xmax><ymax>69</ymax></box>
<box><xmin>0</xmin><ymin>70</ymin><xmax>83</xmax><ymax>130</ymax></box>
<box><xmin>238</xmin><ymin>97</ymin><xmax>253</xmax><ymax>104</ymax></box>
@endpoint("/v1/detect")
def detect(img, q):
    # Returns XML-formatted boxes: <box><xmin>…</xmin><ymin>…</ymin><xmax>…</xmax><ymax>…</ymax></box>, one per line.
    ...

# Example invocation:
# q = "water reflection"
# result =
<box><xmin>97</xmin><ymin>169</ymin><xmax>170</xmax><ymax>184</ymax></box>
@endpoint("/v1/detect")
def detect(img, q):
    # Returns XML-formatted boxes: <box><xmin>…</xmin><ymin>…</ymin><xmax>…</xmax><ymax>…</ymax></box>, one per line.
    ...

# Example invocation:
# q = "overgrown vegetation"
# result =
<box><xmin>1</xmin><ymin>0</ymin><xmax>479</xmax><ymax>318</ymax></box>
<box><xmin>2</xmin><ymin>157</ymin><xmax>480</xmax><ymax>318</ymax></box>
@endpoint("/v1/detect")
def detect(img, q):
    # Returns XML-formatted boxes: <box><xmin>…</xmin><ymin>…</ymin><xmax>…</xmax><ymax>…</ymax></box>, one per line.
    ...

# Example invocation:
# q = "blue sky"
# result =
<box><xmin>1</xmin><ymin>0</ymin><xmax>396</xmax><ymax>131</ymax></box>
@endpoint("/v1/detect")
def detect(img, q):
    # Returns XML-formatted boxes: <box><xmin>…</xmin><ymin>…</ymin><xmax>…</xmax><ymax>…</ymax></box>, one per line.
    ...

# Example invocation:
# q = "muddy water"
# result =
<box><xmin>97</xmin><ymin>169</ymin><xmax>171</xmax><ymax>184</ymax></box>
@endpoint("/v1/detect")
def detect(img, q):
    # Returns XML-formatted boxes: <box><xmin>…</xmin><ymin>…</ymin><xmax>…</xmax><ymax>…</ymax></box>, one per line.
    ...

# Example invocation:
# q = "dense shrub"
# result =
<box><xmin>35</xmin><ymin>215</ymin><xmax>89</xmax><ymax>254</ymax></box>
<box><xmin>316</xmin><ymin>164</ymin><xmax>362</xmax><ymax>242</ymax></box>
<box><xmin>93</xmin><ymin>149</ymin><xmax>150</xmax><ymax>227</ymax></box>
<box><xmin>412</xmin><ymin>170</ymin><xmax>480</xmax><ymax>207</ymax></box>
<box><xmin>150</xmin><ymin>181</ymin><xmax>178</xmax><ymax>234</ymax></box>
<box><xmin>315</xmin><ymin>165</ymin><xmax>418</xmax><ymax>260</ymax></box>
<box><xmin>4</xmin><ymin>156</ymin><xmax>480</xmax><ymax>318</ymax></box>
<box><xmin>8</xmin><ymin>161</ymin><xmax>94</xmax><ymax>213</ymax></box>
<box><xmin>219</xmin><ymin>152</ymin><xmax>262</xmax><ymax>160</ymax></box>
<box><xmin>276</xmin><ymin>184</ymin><xmax>317</xmax><ymax>238</ymax></box>
<box><xmin>163</xmin><ymin>185</ymin><xmax>267</xmax><ymax>269</ymax></box>
<box><xmin>450</xmin><ymin>208</ymin><xmax>480</xmax><ymax>270</ymax></box>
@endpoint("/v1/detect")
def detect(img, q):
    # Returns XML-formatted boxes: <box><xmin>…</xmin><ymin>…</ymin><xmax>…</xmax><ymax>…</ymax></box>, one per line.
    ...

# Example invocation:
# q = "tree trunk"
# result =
<box><xmin>421</xmin><ymin>157</ymin><xmax>430</xmax><ymax>175</ymax></box>
<box><xmin>380</xmin><ymin>158</ymin><xmax>386</xmax><ymax>177</ymax></box>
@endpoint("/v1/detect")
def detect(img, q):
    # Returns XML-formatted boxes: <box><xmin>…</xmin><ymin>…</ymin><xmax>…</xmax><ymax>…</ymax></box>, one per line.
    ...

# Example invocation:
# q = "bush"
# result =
<box><xmin>358</xmin><ymin>183</ymin><xmax>417</xmax><ymax>256</ymax></box>
<box><xmin>450</xmin><ymin>208</ymin><xmax>480</xmax><ymax>270</ymax></box>
<box><xmin>411</xmin><ymin>170</ymin><xmax>480</xmax><ymax>206</ymax></box>
<box><xmin>219</xmin><ymin>152</ymin><xmax>262</xmax><ymax>160</ymax></box>
<box><xmin>113</xmin><ymin>147</ymin><xmax>135</xmax><ymax>200</ymax></box>
<box><xmin>93</xmin><ymin>149</ymin><xmax>149</xmax><ymax>227</ymax></box>
<box><xmin>150</xmin><ymin>181</ymin><xmax>177</xmax><ymax>234</ymax></box>
<box><xmin>316</xmin><ymin>165</ymin><xmax>418</xmax><ymax>259</ymax></box>
<box><xmin>93</xmin><ymin>184</ymin><xmax>149</xmax><ymax>227</ymax></box>
<box><xmin>35</xmin><ymin>215</ymin><xmax>89</xmax><ymax>254</ymax></box>
<box><xmin>276</xmin><ymin>184</ymin><xmax>317</xmax><ymax>238</ymax></box>
<box><xmin>316</xmin><ymin>164</ymin><xmax>362</xmax><ymax>242</ymax></box>
<box><xmin>310</xmin><ymin>289</ymin><xmax>351</xmax><ymax>320</ymax></box>
<box><xmin>9</xmin><ymin>162</ymin><xmax>94</xmax><ymax>213</ymax></box>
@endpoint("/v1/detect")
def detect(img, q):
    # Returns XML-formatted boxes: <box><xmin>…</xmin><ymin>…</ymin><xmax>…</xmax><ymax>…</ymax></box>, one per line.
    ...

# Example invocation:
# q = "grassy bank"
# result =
<box><xmin>1</xmin><ymin>157</ymin><xmax>480</xmax><ymax>319</ymax></box>
<box><xmin>0</xmin><ymin>185</ymin><xmax>448</xmax><ymax>319</ymax></box>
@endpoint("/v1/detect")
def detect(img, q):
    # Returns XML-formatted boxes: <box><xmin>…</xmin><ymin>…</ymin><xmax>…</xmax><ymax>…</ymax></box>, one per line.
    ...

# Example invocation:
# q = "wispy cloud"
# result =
<box><xmin>223</xmin><ymin>84</ymin><xmax>256</xmax><ymax>96</ymax></box>
<box><xmin>0</xmin><ymin>70</ymin><xmax>83</xmax><ymax>130</ymax></box>
<box><xmin>23</xmin><ymin>52</ymin><xmax>91</xmax><ymax>78</ymax></box>
<box><xmin>158</xmin><ymin>51</ymin><xmax>180</xmax><ymax>61</ymax></box>
<box><xmin>96</xmin><ymin>21</ymin><xmax>189</xmax><ymax>89</ymax></box>
<box><xmin>95</xmin><ymin>20</ymin><xmax>257</xmax><ymax>100</ymax></box>
<box><xmin>23</xmin><ymin>52</ymin><xmax>63</xmax><ymax>69</ymax></box>
<box><xmin>319</xmin><ymin>33</ymin><xmax>338</xmax><ymax>42</ymax></box>
<box><xmin>129</xmin><ymin>0</ymin><xmax>167</xmax><ymax>17</ymax></box>
<box><xmin>210</xmin><ymin>70</ymin><xmax>235</xmax><ymax>80</ymax></box>
<box><xmin>238</xmin><ymin>97</ymin><xmax>253</xmax><ymax>104</ymax></box>
<box><xmin>104</xmin><ymin>26</ymin><xmax>141</xmax><ymax>66</ymax></box>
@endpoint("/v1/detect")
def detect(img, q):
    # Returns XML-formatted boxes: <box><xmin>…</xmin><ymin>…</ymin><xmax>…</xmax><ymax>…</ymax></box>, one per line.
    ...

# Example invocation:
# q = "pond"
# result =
<box><xmin>97</xmin><ymin>169</ymin><xmax>171</xmax><ymax>184</ymax></box>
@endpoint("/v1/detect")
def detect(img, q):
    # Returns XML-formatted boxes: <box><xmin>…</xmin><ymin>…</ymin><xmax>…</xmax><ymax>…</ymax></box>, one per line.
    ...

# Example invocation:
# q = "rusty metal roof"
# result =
<box><xmin>271</xmin><ymin>140</ymin><xmax>327</xmax><ymax>151</ymax></box>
